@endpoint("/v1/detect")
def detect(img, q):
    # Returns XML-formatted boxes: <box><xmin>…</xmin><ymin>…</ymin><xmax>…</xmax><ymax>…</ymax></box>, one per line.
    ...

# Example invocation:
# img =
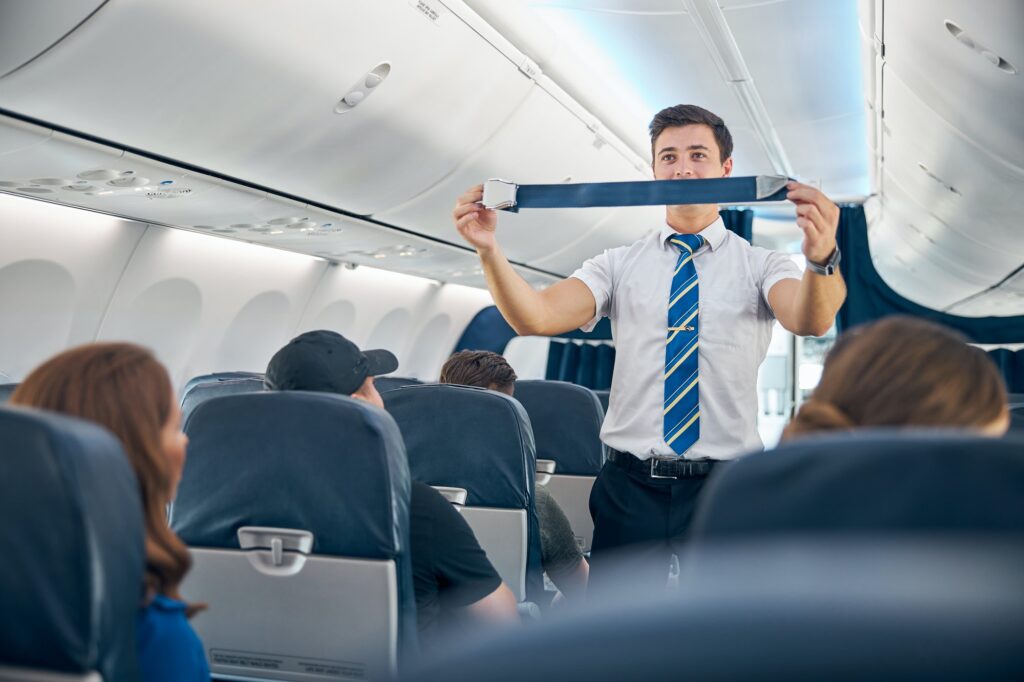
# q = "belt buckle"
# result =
<box><xmin>650</xmin><ymin>458</ymin><xmax>677</xmax><ymax>479</ymax></box>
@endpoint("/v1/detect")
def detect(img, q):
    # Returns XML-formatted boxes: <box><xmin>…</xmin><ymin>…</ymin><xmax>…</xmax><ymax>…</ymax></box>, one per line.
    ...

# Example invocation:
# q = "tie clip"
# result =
<box><xmin>668</xmin><ymin>325</ymin><xmax>695</xmax><ymax>332</ymax></box>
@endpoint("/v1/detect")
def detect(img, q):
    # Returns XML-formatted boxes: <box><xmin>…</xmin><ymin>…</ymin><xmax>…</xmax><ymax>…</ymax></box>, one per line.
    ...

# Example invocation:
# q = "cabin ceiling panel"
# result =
<box><xmin>944</xmin><ymin>283</ymin><xmax>1024</xmax><ymax>318</ymax></box>
<box><xmin>884</xmin><ymin>0</ymin><xmax>1024</xmax><ymax>171</ymax></box>
<box><xmin>0</xmin><ymin>0</ymin><xmax>534</xmax><ymax>215</ymax></box>
<box><xmin>0</xmin><ymin>0</ymin><xmax>105</xmax><ymax>78</ymax></box>
<box><xmin>375</xmin><ymin>85</ymin><xmax>650</xmax><ymax>267</ymax></box>
<box><xmin>869</xmin><ymin>212</ymin><xmax>990</xmax><ymax>312</ymax></box>
<box><xmin>524</xmin><ymin>0</ymin><xmax>775</xmax><ymax>175</ymax></box>
<box><xmin>881</xmin><ymin>68</ymin><xmax>1024</xmax><ymax>255</ymax></box>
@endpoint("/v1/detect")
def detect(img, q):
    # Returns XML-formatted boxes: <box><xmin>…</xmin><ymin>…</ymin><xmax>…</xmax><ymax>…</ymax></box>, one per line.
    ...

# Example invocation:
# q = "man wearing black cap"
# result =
<box><xmin>265</xmin><ymin>330</ymin><xmax>519</xmax><ymax>639</ymax></box>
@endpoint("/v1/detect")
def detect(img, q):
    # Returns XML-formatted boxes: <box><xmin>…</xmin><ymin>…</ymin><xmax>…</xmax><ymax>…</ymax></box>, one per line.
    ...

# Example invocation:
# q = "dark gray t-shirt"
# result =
<box><xmin>535</xmin><ymin>487</ymin><xmax>583</xmax><ymax>576</ymax></box>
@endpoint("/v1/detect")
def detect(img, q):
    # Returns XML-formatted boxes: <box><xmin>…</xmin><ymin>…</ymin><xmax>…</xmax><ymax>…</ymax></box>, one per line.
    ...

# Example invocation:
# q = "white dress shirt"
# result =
<box><xmin>571</xmin><ymin>216</ymin><xmax>802</xmax><ymax>460</ymax></box>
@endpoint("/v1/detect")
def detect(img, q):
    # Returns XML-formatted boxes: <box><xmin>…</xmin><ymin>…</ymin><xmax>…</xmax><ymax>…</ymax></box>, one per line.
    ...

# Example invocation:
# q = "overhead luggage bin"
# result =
<box><xmin>0</xmin><ymin>0</ymin><xmax>536</xmax><ymax>216</ymax></box>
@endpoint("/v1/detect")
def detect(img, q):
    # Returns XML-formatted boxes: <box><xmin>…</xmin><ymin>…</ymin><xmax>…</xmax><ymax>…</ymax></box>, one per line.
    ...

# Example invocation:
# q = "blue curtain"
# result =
<box><xmin>836</xmin><ymin>205</ymin><xmax>1024</xmax><ymax>343</ymax></box>
<box><xmin>546</xmin><ymin>340</ymin><xmax>615</xmax><ymax>390</ymax></box>
<box><xmin>720</xmin><ymin>208</ymin><xmax>754</xmax><ymax>242</ymax></box>
<box><xmin>988</xmin><ymin>349</ymin><xmax>1024</xmax><ymax>393</ymax></box>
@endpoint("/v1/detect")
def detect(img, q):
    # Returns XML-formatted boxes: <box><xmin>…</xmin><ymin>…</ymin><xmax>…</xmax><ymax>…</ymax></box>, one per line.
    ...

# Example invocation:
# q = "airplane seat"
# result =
<box><xmin>593</xmin><ymin>389</ymin><xmax>610</xmax><ymax>415</ymax></box>
<box><xmin>376</xmin><ymin>376</ymin><xmax>424</xmax><ymax>393</ymax></box>
<box><xmin>1007</xmin><ymin>393</ymin><xmax>1024</xmax><ymax>433</ymax></box>
<box><xmin>180</xmin><ymin>371</ymin><xmax>264</xmax><ymax>398</ymax></box>
<box><xmin>382</xmin><ymin>384</ymin><xmax>542</xmax><ymax>604</ymax></box>
<box><xmin>179</xmin><ymin>377</ymin><xmax>265</xmax><ymax>424</ymax></box>
<box><xmin>0</xmin><ymin>406</ymin><xmax>145</xmax><ymax>682</ymax></box>
<box><xmin>401</xmin><ymin>538</ymin><xmax>1024</xmax><ymax>681</ymax></box>
<box><xmin>689</xmin><ymin>429</ymin><xmax>1024</xmax><ymax>543</ymax></box>
<box><xmin>0</xmin><ymin>383</ymin><xmax>18</xmax><ymax>403</ymax></box>
<box><xmin>170</xmin><ymin>391</ymin><xmax>415</xmax><ymax>681</ymax></box>
<box><xmin>512</xmin><ymin>380</ymin><xmax>606</xmax><ymax>553</ymax></box>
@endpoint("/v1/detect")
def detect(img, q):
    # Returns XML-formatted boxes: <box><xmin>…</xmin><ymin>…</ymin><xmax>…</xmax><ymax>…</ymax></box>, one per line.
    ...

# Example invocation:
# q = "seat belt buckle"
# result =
<box><xmin>755</xmin><ymin>174</ymin><xmax>790</xmax><ymax>200</ymax></box>
<box><xmin>482</xmin><ymin>178</ymin><xmax>519</xmax><ymax>210</ymax></box>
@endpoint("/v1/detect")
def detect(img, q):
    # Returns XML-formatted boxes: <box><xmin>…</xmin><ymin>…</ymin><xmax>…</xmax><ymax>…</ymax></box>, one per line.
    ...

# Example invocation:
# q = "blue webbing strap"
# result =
<box><xmin>483</xmin><ymin>175</ymin><xmax>791</xmax><ymax>212</ymax></box>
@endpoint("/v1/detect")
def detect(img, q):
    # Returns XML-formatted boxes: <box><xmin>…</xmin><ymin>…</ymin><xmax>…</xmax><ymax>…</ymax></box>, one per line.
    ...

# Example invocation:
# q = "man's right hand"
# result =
<box><xmin>453</xmin><ymin>184</ymin><xmax>499</xmax><ymax>254</ymax></box>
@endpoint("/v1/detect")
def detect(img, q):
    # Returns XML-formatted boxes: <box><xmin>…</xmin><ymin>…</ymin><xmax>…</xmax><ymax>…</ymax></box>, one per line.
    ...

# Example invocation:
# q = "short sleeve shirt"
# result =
<box><xmin>410</xmin><ymin>481</ymin><xmax>503</xmax><ymax>636</ymax></box>
<box><xmin>570</xmin><ymin>216</ymin><xmax>802</xmax><ymax>460</ymax></box>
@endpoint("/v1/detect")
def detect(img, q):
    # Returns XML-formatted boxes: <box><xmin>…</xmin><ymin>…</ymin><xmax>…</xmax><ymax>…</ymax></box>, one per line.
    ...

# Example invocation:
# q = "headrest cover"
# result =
<box><xmin>375</xmin><ymin>376</ymin><xmax>424</xmax><ymax>393</ymax></box>
<box><xmin>513</xmin><ymin>380</ymin><xmax>605</xmax><ymax>475</ymax></box>
<box><xmin>181</xmin><ymin>371</ymin><xmax>263</xmax><ymax>398</ymax></box>
<box><xmin>691</xmin><ymin>429</ymin><xmax>1024</xmax><ymax>541</ymax></box>
<box><xmin>0</xmin><ymin>406</ymin><xmax>145</xmax><ymax>681</ymax></box>
<box><xmin>384</xmin><ymin>384</ymin><xmax>536</xmax><ymax>508</ymax></box>
<box><xmin>172</xmin><ymin>391</ymin><xmax>410</xmax><ymax>560</ymax></box>
<box><xmin>180</xmin><ymin>377</ymin><xmax>265</xmax><ymax>424</ymax></box>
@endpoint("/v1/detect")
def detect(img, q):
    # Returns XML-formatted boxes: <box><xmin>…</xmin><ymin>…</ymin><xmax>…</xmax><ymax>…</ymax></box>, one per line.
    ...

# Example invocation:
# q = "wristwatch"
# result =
<box><xmin>806</xmin><ymin>246</ymin><xmax>841</xmax><ymax>276</ymax></box>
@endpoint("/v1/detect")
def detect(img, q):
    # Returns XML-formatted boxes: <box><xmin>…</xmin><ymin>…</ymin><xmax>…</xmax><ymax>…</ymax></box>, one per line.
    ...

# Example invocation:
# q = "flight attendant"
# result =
<box><xmin>452</xmin><ymin>104</ymin><xmax>847</xmax><ymax>588</ymax></box>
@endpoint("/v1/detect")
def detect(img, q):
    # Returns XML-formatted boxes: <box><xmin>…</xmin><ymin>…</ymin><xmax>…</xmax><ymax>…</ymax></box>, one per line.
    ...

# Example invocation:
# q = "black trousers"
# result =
<box><xmin>587</xmin><ymin>458</ymin><xmax>713</xmax><ymax>595</ymax></box>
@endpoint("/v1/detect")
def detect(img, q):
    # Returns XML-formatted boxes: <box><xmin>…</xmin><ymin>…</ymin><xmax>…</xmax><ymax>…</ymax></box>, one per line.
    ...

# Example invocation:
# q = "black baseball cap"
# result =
<box><xmin>264</xmin><ymin>330</ymin><xmax>398</xmax><ymax>395</ymax></box>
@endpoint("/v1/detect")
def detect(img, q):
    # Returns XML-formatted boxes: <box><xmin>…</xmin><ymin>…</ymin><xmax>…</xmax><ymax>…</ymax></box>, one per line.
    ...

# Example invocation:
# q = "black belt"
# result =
<box><xmin>608</xmin><ymin>449</ymin><xmax>717</xmax><ymax>479</ymax></box>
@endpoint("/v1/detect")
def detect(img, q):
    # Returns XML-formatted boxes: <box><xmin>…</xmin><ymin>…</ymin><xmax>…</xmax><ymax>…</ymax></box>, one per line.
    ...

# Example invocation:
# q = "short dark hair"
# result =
<box><xmin>439</xmin><ymin>350</ymin><xmax>517</xmax><ymax>393</ymax></box>
<box><xmin>649</xmin><ymin>104</ymin><xmax>733</xmax><ymax>163</ymax></box>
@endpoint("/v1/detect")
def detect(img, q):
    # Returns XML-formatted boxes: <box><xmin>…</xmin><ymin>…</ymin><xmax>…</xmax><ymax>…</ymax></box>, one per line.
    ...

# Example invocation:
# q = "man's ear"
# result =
<box><xmin>722</xmin><ymin>157</ymin><xmax>734</xmax><ymax>177</ymax></box>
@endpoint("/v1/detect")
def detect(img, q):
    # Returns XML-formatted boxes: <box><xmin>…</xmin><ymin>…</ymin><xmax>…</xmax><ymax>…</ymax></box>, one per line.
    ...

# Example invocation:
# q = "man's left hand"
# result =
<box><xmin>786</xmin><ymin>181</ymin><xmax>839</xmax><ymax>265</ymax></box>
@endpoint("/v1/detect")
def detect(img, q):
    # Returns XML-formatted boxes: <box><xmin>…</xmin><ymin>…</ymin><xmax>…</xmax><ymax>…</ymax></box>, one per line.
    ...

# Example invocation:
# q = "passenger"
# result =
<box><xmin>263</xmin><ymin>330</ymin><xmax>519</xmax><ymax>638</ymax></box>
<box><xmin>783</xmin><ymin>316</ymin><xmax>1010</xmax><ymax>439</ymax></box>
<box><xmin>11</xmin><ymin>343</ymin><xmax>209</xmax><ymax>682</ymax></box>
<box><xmin>453</xmin><ymin>104</ymin><xmax>847</xmax><ymax>588</ymax></box>
<box><xmin>439</xmin><ymin>350</ymin><xmax>590</xmax><ymax>604</ymax></box>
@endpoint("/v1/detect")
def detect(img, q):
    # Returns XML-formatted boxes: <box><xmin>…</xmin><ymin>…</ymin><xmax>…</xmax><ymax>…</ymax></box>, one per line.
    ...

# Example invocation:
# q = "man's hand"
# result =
<box><xmin>453</xmin><ymin>184</ymin><xmax>499</xmax><ymax>254</ymax></box>
<box><xmin>786</xmin><ymin>181</ymin><xmax>839</xmax><ymax>265</ymax></box>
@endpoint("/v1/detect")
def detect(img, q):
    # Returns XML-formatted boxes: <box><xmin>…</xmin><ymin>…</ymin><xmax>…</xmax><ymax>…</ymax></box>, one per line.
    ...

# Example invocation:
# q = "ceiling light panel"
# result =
<box><xmin>0</xmin><ymin>0</ymin><xmax>535</xmax><ymax>215</ymax></box>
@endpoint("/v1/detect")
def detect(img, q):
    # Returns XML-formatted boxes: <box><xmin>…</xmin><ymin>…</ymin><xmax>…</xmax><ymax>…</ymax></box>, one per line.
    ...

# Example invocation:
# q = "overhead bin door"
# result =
<box><xmin>0</xmin><ymin>0</ymin><xmax>534</xmax><ymax>216</ymax></box>
<box><xmin>377</xmin><ymin>84</ymin><xmax>658</xmax><ymax>272</ymax></box>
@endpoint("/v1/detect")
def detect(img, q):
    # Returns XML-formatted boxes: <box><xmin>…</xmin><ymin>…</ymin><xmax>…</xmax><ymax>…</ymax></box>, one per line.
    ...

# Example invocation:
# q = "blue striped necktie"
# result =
<box><xmin>664</xmin><ymin>233</ymin><xmax>706</xmax><ymax>456</ymax></box>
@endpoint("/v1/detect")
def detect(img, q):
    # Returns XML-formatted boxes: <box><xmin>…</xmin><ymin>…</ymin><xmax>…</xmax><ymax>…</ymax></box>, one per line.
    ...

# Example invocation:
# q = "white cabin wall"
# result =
<box><xmin>0</xmin><ymin>193</ymin><xmax>494</xmax><ymax>388</ymax></box>
<box><xmin>0</xmin><ymin>193</ymin><xmax>145</xmax><ymax>381</ymax></box>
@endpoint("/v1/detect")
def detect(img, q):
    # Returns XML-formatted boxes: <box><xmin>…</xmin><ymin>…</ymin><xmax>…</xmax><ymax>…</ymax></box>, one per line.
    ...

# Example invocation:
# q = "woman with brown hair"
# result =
<box><xmin>12</xmin><ymin>343</ymin><xmax>209</xmax><ymax>681</ymax></box>
<box><xmin>783</xmin><ymin>316</ymin><xmax>1010</xmax><ymax>440</ymax></box>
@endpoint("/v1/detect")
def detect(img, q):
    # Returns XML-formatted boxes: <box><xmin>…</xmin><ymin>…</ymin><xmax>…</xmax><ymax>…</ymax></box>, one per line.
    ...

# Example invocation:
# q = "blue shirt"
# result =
<box><xmin>137</xmin><ymin>595</ymin><xmax>210</xmax><ymax>682</ymax></box>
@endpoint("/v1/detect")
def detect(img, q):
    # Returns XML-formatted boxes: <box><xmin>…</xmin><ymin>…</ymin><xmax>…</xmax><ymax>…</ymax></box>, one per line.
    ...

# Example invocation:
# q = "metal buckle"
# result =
<box><xmin>650</xmin><ymin>458</ymin><xmax>677</xmax><ymax>479</ymax></box>
<box><xmin>755</xmin><ymin>174</ymin><xmax>790</xmax><ymax>199</ymax></box>
<box><xmin>482</xmin><ymin>178</ymin><xmax>519</xmax><ymax>210</ymax></box>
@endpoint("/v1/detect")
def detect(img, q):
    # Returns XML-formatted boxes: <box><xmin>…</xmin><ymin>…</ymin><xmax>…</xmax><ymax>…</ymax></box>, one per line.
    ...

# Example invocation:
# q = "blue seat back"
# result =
<box><xmin>0</xmin><ymin>406</ymin><xmax>144</xmax><ymax>682</ymax></box>
<box><xmin>180</xmin><ymin>377</ymin><xmax>265</xmax><ymax>424</ymax></box>
<box><xmin>170</xmin><ymin>391</ymin><xmax>416</xmax><ymax>650</ymax></box>
<box><xmin>1008</xmin><ymin>393</ymin><xmax>1024</xmax><ymax>433</ymax></box>
<box><xmin>383</xmin><ymin>384</ymin><xmax>543</xmax><ymax>601</ymax></box>
<box><xmin>513</xmin><ymin>380</ymin><xmax>605</xmax><ymax>475</ymax></box>
<box><xmin>376</xmin><ymin>376</ymin><xmax>424</xmax><ymax>393</ymax></box>
<box><xmin>0</xmin><ymin>383</ymin><xmax>18</xmax><ymax>403</ymax></box>
<box><xmin>180</xmin><ymin>371</ymin><xmax>264</xmax><ymax>398</ymax></box>
<box><xmin>593</xmin><ymin>389</ymin><xmax>610</xmax><ymax>415</ymax></box>
<box><xmin>691</xmin><ymin>430</ymin><xmax>1024</xmax><ymax>541</ymax></box>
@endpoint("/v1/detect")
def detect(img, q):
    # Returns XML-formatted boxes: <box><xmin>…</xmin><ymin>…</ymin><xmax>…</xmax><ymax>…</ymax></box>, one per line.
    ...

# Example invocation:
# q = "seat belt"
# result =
<box><xmin>481</xmin><ymin>175</ymin><xmax>790</xmax><ymax>212</ymax></box>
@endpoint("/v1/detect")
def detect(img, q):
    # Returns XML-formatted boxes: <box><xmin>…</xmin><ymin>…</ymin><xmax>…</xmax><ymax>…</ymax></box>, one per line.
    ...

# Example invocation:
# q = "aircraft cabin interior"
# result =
<box><xmin>1</xmin><ymin>1</ymin><xmax>1022</xmax><ymax>680</ymax></box>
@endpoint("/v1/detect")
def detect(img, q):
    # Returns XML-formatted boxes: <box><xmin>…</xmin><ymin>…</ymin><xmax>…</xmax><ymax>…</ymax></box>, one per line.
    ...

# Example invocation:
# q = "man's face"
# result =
<box><xmin>652</xmin><ymin>124</ymin><xmax>733</xmax><ymax>181</ymax></box>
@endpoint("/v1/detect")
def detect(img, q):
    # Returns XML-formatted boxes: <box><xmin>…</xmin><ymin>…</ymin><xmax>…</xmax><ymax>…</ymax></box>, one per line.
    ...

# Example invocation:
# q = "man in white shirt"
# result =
<box><xmin>452</xmin><ymin>104</ymin><xmax>846</xmax><ymax>588</ymax></box>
